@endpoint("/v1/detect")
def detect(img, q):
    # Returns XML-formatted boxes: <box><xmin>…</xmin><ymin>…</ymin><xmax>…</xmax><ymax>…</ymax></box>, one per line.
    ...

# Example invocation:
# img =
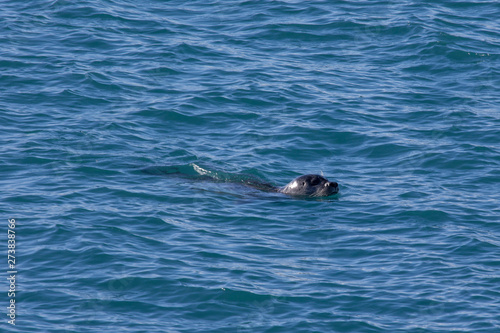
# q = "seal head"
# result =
<box><xmin>280</xmin><ymin>174</ymin><xmax>339</xmax><ymax>197</ymax></box>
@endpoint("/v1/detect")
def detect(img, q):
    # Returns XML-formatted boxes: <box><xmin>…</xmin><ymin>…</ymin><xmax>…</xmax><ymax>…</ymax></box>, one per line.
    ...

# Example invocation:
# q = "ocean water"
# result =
<box><xmin>1</xmin><ymin>0</ymin><xmax>500</xmax><ymax>332</ymax></box>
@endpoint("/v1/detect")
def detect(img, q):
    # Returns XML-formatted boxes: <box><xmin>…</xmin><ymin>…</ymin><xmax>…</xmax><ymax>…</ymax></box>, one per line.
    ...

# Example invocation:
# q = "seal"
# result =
<box><xmin>279</xmin><ymin>174</ymin><xmax>339</xmax><ymax>197</ymax></box>
<box><xmin>142</xmin><ymin>164</ymin><xmax>339</xmax><ymax>198</ymax></box>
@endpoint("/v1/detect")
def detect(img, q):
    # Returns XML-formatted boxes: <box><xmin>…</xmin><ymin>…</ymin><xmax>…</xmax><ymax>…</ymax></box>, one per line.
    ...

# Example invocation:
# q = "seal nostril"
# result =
<box><xmin>331</xmin><ymin>182</ymin><xmax>338</xmax><ymax>187</ymax></box>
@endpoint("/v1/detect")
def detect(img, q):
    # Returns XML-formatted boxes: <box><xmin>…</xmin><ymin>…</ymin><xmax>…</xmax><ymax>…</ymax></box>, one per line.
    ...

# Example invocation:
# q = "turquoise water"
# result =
<box><xmin>2</xmin><ymin>0</ymin><xmax>500</xmax><ymax>332</ymax></box>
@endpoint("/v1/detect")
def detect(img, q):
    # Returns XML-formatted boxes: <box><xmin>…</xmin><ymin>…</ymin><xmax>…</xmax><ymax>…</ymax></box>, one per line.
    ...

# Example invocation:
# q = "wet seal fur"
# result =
<box><xmin>278</xmin><ymin>174</ymin><xmax>338</xmax><ymax>197</ymax></box>
<box><xmin>240</xmin><ymin>173</ymin><xmax>339</xmax><ymax>197</ymax></box>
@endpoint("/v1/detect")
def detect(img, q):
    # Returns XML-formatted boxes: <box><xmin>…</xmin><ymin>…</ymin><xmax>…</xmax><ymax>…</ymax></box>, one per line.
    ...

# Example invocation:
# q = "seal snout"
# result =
<box><xmin>326</xmin><ymin>181</ymin><xmax>338</xmax><ymax>188</ymax></box>
<box><xmin>325</xmin><ymin>181</ymin><xmax>339</xmax><ymax>195</ymax></box>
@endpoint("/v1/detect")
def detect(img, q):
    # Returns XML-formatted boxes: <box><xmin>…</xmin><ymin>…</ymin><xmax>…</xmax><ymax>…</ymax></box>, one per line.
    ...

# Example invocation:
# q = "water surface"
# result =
<box><xmin>1</xmin><ymin>1</ymin><xmax>499</xmax><ymax>332</ymax></box>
